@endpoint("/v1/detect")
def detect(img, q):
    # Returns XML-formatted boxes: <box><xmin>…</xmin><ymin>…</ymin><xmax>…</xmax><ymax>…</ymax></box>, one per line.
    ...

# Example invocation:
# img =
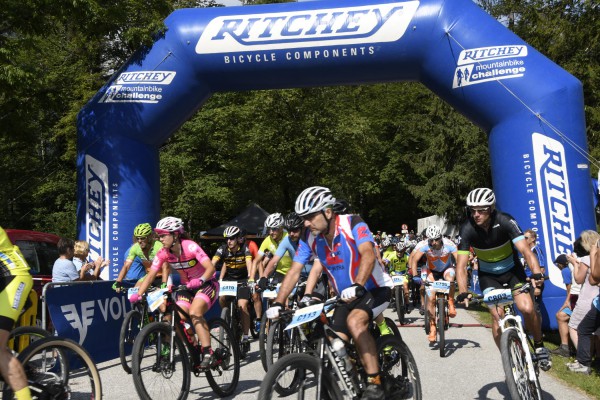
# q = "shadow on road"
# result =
<box><xmin>428</xmin><ymin>338</ymin><xmax>482</xmax><ymax>357</ymax></box>
<box><xmin>475</xmin><ymin>380</ymin><xmax>558</xmax><ymax>400</ymax></box>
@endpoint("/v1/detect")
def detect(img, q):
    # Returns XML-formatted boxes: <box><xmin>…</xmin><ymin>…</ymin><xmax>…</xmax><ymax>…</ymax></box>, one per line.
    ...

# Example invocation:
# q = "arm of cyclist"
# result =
<box><xmin>303</xmin><ymin>259</ymin><xmax>323</xmax><ymax>299</ymax></box>
<box><xmin>261</xmin><ymin>254</ymin><xmax>280</xmax><ymax>285</ymax></box>
<box><xmin>455</xmin><ymin>251</ymin><xmax>471</xmax><ymax>304</ymax></box>
<box><xmin>267</xmin><ymin>260</ymin><xmax>304</xmax><ymax>318</ymax></box>
<box><xmin>187</xmin><ymin>257</ymin><xmax>215</xmax><ymax>289</ymax></box>
<box><xmin>249</xmin><ymin>254</ymin><xmax>263</xmax><ymax>284</ymax></box>
<box><xmin>408</xmin><ymin>248</ymin><xmax>424</xmax><ymax>283</ymax></box>
<box><xmin>340</xmin><ymin>241</ymin><xmax>375</xmax><ymax>302</ymax></box>
<box><xmin>130</xmin><ymin>262</ymin><xmax>162</xmax><ymax>302</ymax></box>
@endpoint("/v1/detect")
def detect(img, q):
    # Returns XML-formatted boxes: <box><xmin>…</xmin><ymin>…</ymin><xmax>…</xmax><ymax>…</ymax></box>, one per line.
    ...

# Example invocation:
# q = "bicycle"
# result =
<box><xmin>119</xmin><ymin>286</ymin><xmax>162</xmax><ymax>374</ymax></box>
<box><xmin>390</xmin><ymin>271</ymin><xmax>409</xmax><ymax>325</ymax></box>
<box><xmin>219</xmin><ymin>280</ymin><xmax>258</xmax><ymax>359</ymax></box>
<box><xmin>423</xmin><ymin>279</ymin><xmax>454</xmax><ymax>357</ymax></box>
<box><xmin>258</xmin><ymin>296</ymin><xmax>422</xmax><ymax>399</ymax></box>
<box><xmin>1</xmin><ymin>335</ymin><xmax>103</xmax><ymax>399</ymax></box>
<box><xmin>258</xmin><ymin>278</ymin><xmax>284</xmax><ymax>371</ymax></box>
<box><xmin>469</xmin><ymin>283</ymin><xmax>543</xmax><ymax>400</ymax></box>
<box><xmin>131</xmin><ymin>285</ymin><xmax>240</xmax><ymax>399</ymax></box>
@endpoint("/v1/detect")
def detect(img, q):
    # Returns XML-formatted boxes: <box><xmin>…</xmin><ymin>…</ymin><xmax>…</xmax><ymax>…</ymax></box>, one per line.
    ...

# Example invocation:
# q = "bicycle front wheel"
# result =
<box><xmin>500</xmin><ymin>329</ymin><xmax>542</xmax><ymax>400</ymax></box>
<box><xmin>437</xmin><ymin>298</ymin><xmax>446</xmax><ymax>358</ymax></box>
<box><xmin>377</xmin><ymin>335</ymin><xmax>422</xmax><ymax>399</ymax></box>
<box><xmin>205</xmin><ymin>317</ymin><xmax>240</xmax><ymax>397</ymax></box>
<box><xmin>395</xmin><ymin>286</ymin><xmax>406</xmax><ymax>325</ymax></box>
<box><xmin>131</xmin><ymin>321</ymin><xmax>190</xmax><ymax>400</ymax></box>
<box><xmin>119</xmin><ymin>308</ymin><xmax>142</xmax><ymax>374</ymax></box>
<box><xmin>7</xmin><ymin>336</ymin><xmax>102</xmax><ymax>400</ymax></box>
<box><xmin>258</xmin><ymin>353</ymin><xmax>342</xmax><ymax>400</ymax></box>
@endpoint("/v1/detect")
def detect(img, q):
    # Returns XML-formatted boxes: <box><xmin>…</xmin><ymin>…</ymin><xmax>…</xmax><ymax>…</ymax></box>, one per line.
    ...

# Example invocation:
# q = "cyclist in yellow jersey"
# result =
<box><xmin>250</xmin><ymin>213</ymin><xmax>291</xmax><ymax>283</ymax></box>
<box><xmin>0</xmin><ymin>227</ymin><xmax>33</xmax><ymax>400</ymax></box>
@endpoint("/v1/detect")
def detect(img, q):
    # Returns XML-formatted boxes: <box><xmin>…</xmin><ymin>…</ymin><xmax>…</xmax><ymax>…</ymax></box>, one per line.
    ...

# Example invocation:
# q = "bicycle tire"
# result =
<box><xmin>395</xmin><ymin>286</ymin><xmax>406</xmax><ymax>325</ymax></box>
<box><xmin>119</xmin><ymin>308</ymin><xmax>142</xmax><ymax>374</ymax></box>
<box><xmin>258</xmin><ymin>353</ymin><xmax>342</xmax><ymax>400</ymax></box>
<box><xmin>7</xmin><ymin>326</ymin><xmax>51</xmax><ymax>355</ymax></box>
<box><xmin>9</xmin><ymin>336</ymin><xmax>102</xmax><ymax>400</ymax></box>
<box><xmin>500</xmin><ymin>329</ymin><xmax>542</xmax><ymax>400</ymax></box>
<box><xmin>249</xmin><ymin>302</ymin><xmax>259</xmax><ymax>339</ymax></box>
<box><xmin>437</xmin><ymin>298</ymin><xmax>445</xmax><ymax>358</ymax></box>
<box><xmin>424</xmin><ymin>292</ymin><xmax>430</xmax><ymax>335</ymax></box>
<box><xmin>205</xmin><ymin>317</ymin><xmax>241</xmax><ymax>397</ymax></box>
<box><xmin>265</xmin><ymin>319</ymin><xmax>283</xmax><ymax>369</ymax></box>
<box><xmin>131</xmin><ymin>321</ymin><xmax>190</xmax><ymax>400</ymax></box>
<box><xmin>258</xmin><ymin>312</ymin><xmax>270</xmax><ymax>371</ymax></box>
<box><xmin>376</xmin><ymin>335</ymin><xmax>422</xmax><ymax>399</ymax></box>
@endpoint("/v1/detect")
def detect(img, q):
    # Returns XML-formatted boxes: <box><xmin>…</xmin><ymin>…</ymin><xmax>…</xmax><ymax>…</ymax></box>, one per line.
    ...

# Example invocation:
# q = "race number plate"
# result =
<box><xmin>483</xmin><ymin>289</ymin><xmax>513</xmax><ymax>306</ymax></box>
<box><xmin>431</xmin><ymin>280</ymin><xmax>451</xmax><ymax>293</ymax></box>
<box><xmin>392</xmin><ymin>275</ymin><xmax>407</xmax><ymax>286</ymax></box>
<box><xmin>147</xmin><ymin>288</ymin><xmax>169</xmax><ymax>312</ymax></box>
<box><xmin>262</xmin><ymin>283</ymin><xmax>280</xmax><ymax>299</ymax></box>
<box><xmin>285</xmin><ymin>303</ymin><xmax>324</xmax><ymax>331</ymax></box>
<box><xmin>220</xmin><ymin>281</ymin><xmax>238</xmax><ymax>297</ymax></box>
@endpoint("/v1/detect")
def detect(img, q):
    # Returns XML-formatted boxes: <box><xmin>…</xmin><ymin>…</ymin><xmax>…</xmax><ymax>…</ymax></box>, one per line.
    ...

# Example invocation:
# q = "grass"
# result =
<box><xmin>466</xmin><ymin>304</ymin><xmax>600</xmax><ymax>399</ymax></box>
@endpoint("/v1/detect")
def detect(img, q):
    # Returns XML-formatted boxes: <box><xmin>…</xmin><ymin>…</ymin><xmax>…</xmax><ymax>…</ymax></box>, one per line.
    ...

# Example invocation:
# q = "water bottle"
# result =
<box><xmin>331</xmin><ymin>338</ymin><xmax>353</xmax><ymax>375</ymax></box>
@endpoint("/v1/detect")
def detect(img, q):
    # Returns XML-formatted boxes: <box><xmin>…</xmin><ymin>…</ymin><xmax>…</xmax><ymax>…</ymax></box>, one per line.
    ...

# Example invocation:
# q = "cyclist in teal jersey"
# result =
<box><xmin>455</xmin><ymin>188</ymin><xmax>551</xmax><ymax>369</ymax></box>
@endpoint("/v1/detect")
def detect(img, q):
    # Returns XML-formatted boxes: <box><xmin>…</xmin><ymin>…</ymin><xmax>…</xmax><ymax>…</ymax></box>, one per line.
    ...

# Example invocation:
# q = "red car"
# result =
<box><xmin>5</xmin><ymin>229</ymin><xmax>60</xmax><ymax>328</ymax></box>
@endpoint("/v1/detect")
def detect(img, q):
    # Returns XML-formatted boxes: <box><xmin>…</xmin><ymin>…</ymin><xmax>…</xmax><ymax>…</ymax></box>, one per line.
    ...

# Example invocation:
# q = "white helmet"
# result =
<box><xmin>425</xmin><ymin>225</ymin><xmax>442</xmax><ymax>240</ymax></box>
<box><xmin>295</xmin><ymin>186</ymin><xmax>336</xmax><ymax>217</ymax></box>
<box><xmin>155</xmin><ymin>217</ymin><xmax>184</xmax><ymax>235</ymax></box>
<box><xmin>223</xmin><ymin>225</ymin><xmax>241</xmax><ymax>238</ymax></box>
<box><xmin>381</xmin><ymin>237</ymin><xmax>391</xmax><ymax>248</ymax></box>
<box><xmin>265</xmin><ymin>213</ymin><xmax>284</xmax><ymax>229</ymax></box>
<box><xmin>466</xmin><ymin>188</ymin><xmax>496</xmax><ymax>207</ymax></box>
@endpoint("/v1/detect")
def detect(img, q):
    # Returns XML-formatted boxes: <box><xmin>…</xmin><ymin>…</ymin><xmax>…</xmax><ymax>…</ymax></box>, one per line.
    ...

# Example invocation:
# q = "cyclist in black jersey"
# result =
<box><xmin>455</xmin><ymin>188</ymin><xmax>551</xmax><ymax>369</ymax></box>
<box><xmin>213</xmin><ymin>226</ymin><xmax>253</xmax><ymax>349</ymax></box>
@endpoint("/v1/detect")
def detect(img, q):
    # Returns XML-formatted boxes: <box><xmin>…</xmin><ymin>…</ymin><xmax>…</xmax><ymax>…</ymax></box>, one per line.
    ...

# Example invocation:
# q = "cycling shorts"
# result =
<box><xmin>176</xmin><ymin>278</ymin><xmax>219</xmax><ymax>310</ymax></box>
<box><xmin>429</xmin><ymin>268</ymin><xmax>455</xmax><ymax>281</ymax></box>
<box><xmin>330</xmin><ymin>287</ymin><xmax>391</xmax><ymax>337</ymax></box>
<box><xmin>478</xmin><ymin>266</ymin><xmax>527</xmax><ymax>293</ymax></box>
<box><xmin>0</xmin><ymin>275</ymin><xmax>33</xmax><ymax>331</ymax></box>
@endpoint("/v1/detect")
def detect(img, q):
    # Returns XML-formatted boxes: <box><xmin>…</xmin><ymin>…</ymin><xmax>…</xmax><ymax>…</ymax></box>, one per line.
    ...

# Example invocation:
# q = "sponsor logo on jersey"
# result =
<box><xmin>453</xmin><ymin>45</ymin><xmax>528</xmax><ymax>88</ymax></box>
<box><xmin>532</xmin><ymin>133</ymin><xmax>575</xmax><ymax>286</ymax></box>
<box><xmin>86</xmin><ymin>155</ymin><xmax>110</xmax><ymax>267</ymax></box>
<box><xmin>195</xmin><ymin>1</ymin><xmax>420</xmax><ymax>54</ymax></box>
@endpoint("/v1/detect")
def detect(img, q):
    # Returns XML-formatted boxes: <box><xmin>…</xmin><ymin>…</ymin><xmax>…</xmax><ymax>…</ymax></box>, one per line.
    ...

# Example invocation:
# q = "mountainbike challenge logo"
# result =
<box><xmin>85</xmin><ymin>155</ymin><xmax>110</xmax><ymax>269</ymax></box>
<box><xmin>452</xmin><ymin>45</ymin><xmax>528</xmax><ymax>88</ymax></box>
<box><xmin>98</xmin><ymin>71</ymin><xmax>176</xmax><ymax>104</ymax></box>
<box><xmin>532</xmin><ymin>133</ymin><xmax>575</xmax><ymax>286</ymax></box>
<box><xmin>195</xmin><ymin>2</ymin><xmax>420</xmax><ymax>64</ymax></box>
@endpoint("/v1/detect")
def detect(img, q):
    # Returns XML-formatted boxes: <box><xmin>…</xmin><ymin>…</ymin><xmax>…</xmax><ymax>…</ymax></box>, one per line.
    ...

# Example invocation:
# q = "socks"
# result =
<box><xmin>366</xmin><ymin>373</ymin><xmax>381</xmax><ymax>385</ymax></box>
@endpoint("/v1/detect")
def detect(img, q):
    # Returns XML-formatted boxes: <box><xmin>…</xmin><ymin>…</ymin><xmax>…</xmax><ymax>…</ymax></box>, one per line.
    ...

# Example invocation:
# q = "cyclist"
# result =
<box><xmin>260</xmin><ymin>212</ymin><xmax>327</xmax><ymax>301</ymax></box>
<box><xmin>130</xmin><ymin>217</ymin><xmax>219</xmax><ymax>369</ymax></box>
<box><xmin>410</xmin><ymin>225</ymin><xmax>458</xmax><ymax>342</ymax></box>
<box><xmin>0</xmin><ymin>226</ymin><xmax>33</xmax><ymax>400</ymax></box>
<box><xmin>267</xmin><ymin>186</ymin><xmax>393</xmax><ymax>400</ymax></box>
<box><xmin>213</xmin><ymin>225</ymin><xmax>254</xmax><ymax>353</ymax></box>
<box><xmin>384</xmin><ymin>241</ymin><xmax>411</xmax><ymax>311</ymax></box>
<box><xmin>112</xmin><ymin>223</ymin><xmax>166</xmax><ymax>292</ymax></box>
<box><xmin>455</xmin><ymin>188</ymin><xmax>551</xmax><ymax>369</ymax></box>
<box><xmin>251</xmin><ymin>213</ymin><xmax>291</xmax><ymax>284</ymax></box>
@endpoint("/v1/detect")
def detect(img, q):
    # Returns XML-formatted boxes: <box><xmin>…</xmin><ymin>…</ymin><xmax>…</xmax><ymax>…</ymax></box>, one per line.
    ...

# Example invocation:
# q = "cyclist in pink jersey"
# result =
<box><xmin>131</xmin><ymin>216</ymin><xmax>220</xmax><ymax>369</ymax></box>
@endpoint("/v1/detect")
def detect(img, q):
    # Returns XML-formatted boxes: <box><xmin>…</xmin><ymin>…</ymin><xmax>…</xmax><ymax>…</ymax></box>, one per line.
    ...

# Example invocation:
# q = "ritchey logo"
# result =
<box><xmin>85</xmin><ymin>155</ymin><xmax>109</xmax><ymax>268</ymax></box>
<box><xmin>457</xmin><ymin>45</ymin><xmax>527</xmax><ymax>66</ymax></box>
<box><xmin>116</xmin><ymin>71</ymin><xmax>176</xmax><ymax>85</ymax></box>
<box><xmin>196</xmin><ymin>1</ymin><xmax>420</xmax><ymax>54</ymax></box>
<box><xmin>532</xmin><ymin>133</ymin><xmax>575</xmax><ymax>286</ymax></box>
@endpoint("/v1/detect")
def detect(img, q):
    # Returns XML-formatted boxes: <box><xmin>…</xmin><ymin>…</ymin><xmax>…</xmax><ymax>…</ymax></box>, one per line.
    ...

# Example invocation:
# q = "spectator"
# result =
<box><xmin>566</xmin><ymin>231</ymin><xmax>600</xmax><ymax>374</ymax></box>
<box><xmin>52</xmin><ymin>238</ymin><xmax>105</xmax><ymax>282</ymax></box>
<box><xmin>523</xmin><ymin>229</ymin><xmax>545</xmax><ymax>316</ymax></box>
<box><xmin>73</xmin><ymin>240</ymin><xmax>107</xmax><ymax>277</ymax></box>
<box><xmin>551</xmin><ymin>254</ymin><xmax>579</xmax><ymax>357</ymax></box>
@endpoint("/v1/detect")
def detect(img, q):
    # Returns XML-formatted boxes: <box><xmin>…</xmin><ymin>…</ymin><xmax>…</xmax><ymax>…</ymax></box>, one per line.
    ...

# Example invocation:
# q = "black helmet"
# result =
<box><xmin>284</xmin><ymin>212</ymin><xmax>303</xmax><ymax>230</ymax></box>
<box><xmin>333</xmin><ymin>199</ymin><xmax>350</xmax><ymax>214</ymax></box>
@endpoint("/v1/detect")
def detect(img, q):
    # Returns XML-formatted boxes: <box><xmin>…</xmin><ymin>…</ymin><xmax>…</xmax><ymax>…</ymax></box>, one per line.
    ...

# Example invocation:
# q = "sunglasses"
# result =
<box><xmin>135</xmin><ymin>236</ymin><xmax>148</xmax><ymax>241</ymax></box>
<box><xmin>470</xmin><ymin>207</ymin><xmax>491</xmax><ymax>215</ymax></box>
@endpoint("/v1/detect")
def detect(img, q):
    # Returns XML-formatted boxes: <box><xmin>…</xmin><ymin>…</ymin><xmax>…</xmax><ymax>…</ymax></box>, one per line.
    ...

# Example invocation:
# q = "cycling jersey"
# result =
<box><xmin>212</xmin><ymin>243</ymin><xmax>252</xmax><ymax>281</ymax></box>
<box><xmin>0</xmin><ymin>227</ymin><xmax>33</xmax><ymax>330</ymax></box>
<box><xmin>275</xmin><ymin>234</ymin><xmax>314</xmax><ymax>277</ymax></box>
<box><xmin>458</xmin><ymin>211</ymin><xmax>525</xmax><ymax>275</ymax></box>
<box><xmin>294</xmin><ymin>215</ymin><xmax>392</xmax><ymax>294</ymax></box>
<box><xmin>151</xmin><ymin>239</ymin><xmax>213</xmax><ymax>284</ymax></box>
<box><xmin>126</xmin><ymin>241</ymin><xmax>162</xmax><ymax>266</ymax></box>
<box><xmin>415</xmin><ymin>237</ymin><xmax>457</xmax><ymax>272</ymax></box>
<box><xmin>259</xmin><ymin>233</ymin><xmax>292</xmax><ymax>275</ymax></box>
<box><xmin>383</xmin><ymin>251</ymin><xmax>408</xmax><ymax>274</ymax></box>
<box><xmin>382</xmin><ymin>248</ymin><xmax>395</xmax><ymax>260</ymax></box>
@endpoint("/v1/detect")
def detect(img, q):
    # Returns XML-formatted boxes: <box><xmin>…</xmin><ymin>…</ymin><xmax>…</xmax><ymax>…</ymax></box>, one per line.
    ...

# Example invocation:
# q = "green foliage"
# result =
<box><xmin>0</xmin><ymin>0</ymin><xmax>598</xmax><ymax>237</ymax></box>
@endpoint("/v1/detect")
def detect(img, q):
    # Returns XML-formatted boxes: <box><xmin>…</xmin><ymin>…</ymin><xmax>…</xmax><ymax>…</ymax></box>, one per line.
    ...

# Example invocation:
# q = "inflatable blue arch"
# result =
<box><xmin>77</xmin><ymin>0</ymin><xmax>593</xmax><ymax>329</ymax></box>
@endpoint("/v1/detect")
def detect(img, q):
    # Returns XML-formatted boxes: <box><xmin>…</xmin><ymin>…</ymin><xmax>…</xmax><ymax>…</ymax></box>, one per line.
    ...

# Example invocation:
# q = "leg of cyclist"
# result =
<box><xmin>0</xmin><ymin>330</ymin><xmax>31</xmax><ymax>400</ymax></box>
<box><xmin>426</xmin><ymin>271</ymin><xmax>437</xmax><ymax>342</ymax></box>
<box><xmin>443</xmin><ymin>268</ymin><xmax>457</xmax><ymax>318</ymax></box>
<box><xmin>238</xmin><ymin>297</ymin><xmax>251</xmax><ymax>351</ymax></box>
<box><xmin>190</xmin><ymin>283</ymin><xmax>218</xmax><ymax>368</ymax></box>
<box><xmin>403</xmin><ymin>279</ymin><xmax>410</xmax><ymax>312</ymax></box>
<box><xmin>513</xmin><ymin>286</ymin><xmax>551</xmax><ymax>368</ymax></box>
